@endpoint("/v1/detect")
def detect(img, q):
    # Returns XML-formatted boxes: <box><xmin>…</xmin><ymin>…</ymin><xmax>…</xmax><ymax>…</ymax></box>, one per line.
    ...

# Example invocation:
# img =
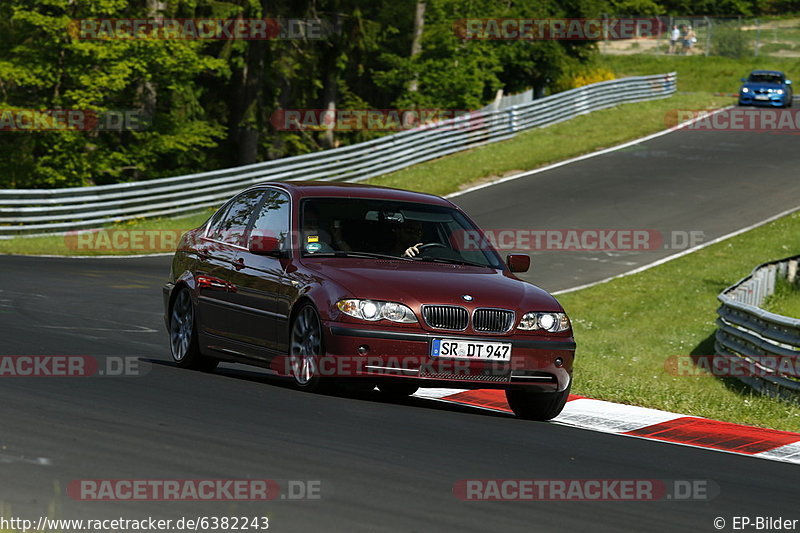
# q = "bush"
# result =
<box><xmin>712</xmin><ymin>23</ymin><xmax>753</xmax><ymax>58</ymax></box>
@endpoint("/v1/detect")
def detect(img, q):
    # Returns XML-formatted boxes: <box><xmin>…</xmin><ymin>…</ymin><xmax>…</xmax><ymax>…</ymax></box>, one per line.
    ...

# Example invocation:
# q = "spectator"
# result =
<box><xmin>682</xmin><ymin>26</ymin><xmax>697</xmax><ymax>55</ymax></box>
<box><xmin>668</xmin><ymin>25</ymin><xmax>681</xmax><ymax>54</ymax></box>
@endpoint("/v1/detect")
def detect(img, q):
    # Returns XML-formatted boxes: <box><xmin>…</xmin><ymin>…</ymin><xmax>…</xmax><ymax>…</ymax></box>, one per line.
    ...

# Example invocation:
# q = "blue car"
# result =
<box><xmin>738</xmin><ymin>70</ymin><xmax>793</xmax><ymax>108</ymax></box>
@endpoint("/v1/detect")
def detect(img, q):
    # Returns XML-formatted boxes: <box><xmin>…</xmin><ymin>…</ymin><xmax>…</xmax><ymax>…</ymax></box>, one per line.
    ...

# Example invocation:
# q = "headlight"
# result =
<box><xmin>517</xmin><ymin>311</ymin><xmax>570</xmax><ymax>332</ymax></box>
<box><xmin>776</xmin><ymin>89</ymin><xmax>784</xmax><ymax>95</ymax></box>
<box><xmin>741</xmin><ymin>87</ymin><xmax>749</xmax><ymax>93</ymax></box>
<box><xmin>337</xmin><ymin>299</ymin><xmax>417</xmax><ymax>323</ymax></box>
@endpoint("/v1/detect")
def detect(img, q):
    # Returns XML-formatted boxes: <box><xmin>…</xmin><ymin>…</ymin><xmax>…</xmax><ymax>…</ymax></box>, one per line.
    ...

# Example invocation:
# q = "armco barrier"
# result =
<box><xmin>0</xmin><ymin>73</ymin><xmax>676</xmax><ymax>237</ymax></box>
<box><xmin>715</xmin><ymin>255</ymin><xmax>800</xmax><ymax>400</ymax></box>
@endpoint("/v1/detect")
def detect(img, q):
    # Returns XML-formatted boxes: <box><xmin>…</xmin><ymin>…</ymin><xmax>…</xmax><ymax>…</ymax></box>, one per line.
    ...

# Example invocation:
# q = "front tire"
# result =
<box><xmin>289</xmin><ymin>304</ymin><xmax>325</xmax><ymax>391</ymax></box>
<box><xmin>505</xmin><ymin>383</ymin><xmax>571</xmax><ymax>421</ymax></box>
<box><xmin>169</xmin><ymin>287</ymin><xmax>218</xmax><ymax>371</ymax></box>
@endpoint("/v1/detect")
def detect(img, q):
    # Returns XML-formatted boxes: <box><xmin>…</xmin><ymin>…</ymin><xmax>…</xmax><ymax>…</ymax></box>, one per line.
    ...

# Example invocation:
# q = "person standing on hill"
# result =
<box><xmin>669</xmin><ymin>25</ymin><xmax>681</xmax><ymax>54</ymax></box>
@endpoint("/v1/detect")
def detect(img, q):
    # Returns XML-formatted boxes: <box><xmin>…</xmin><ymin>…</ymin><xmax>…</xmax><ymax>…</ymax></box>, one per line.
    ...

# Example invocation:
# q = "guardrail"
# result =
<box><xmin>715</xmin><ymin>255</ymin><xmax>800</xmax><ymax>400</ymax></box>
<box><xmin>0</xmin><ymin>72</ymin><xmax>676</xmax><ymax>237</ymax></box>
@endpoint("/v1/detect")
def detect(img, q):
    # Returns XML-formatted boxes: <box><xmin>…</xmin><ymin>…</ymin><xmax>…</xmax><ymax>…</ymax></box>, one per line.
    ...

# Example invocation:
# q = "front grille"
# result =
<box><xmin>422</xmin><ymin>305</ymin><xmax>468</xmax><ymax>330</ymax></box>
<box><xmin>419</xmin><ymin>369</ymin><xmax>511</xmax><ymax>382</ymax></box>
<box><xmin>473</xmin><ymin>308</ymin><xmax>515</xmax><ymax>333</ymax></box>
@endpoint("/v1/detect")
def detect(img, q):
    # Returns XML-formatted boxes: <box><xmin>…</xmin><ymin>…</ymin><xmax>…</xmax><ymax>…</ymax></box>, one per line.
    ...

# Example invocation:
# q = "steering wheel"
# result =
<box><xmin>416</xmin><ymin>243</ymin><xmax>448</xmax><ymax>255</ymax></box>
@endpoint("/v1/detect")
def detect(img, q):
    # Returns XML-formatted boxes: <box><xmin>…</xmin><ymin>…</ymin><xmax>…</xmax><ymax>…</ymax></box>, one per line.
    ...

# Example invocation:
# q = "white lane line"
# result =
<box><xmin>553</xmin><ymin>202</ymin><xmax>800</xmax><ymax>295</ymax></box>
<box><xmin>446</xmin><ymin>106</ymin><xmax>733</xmax><ymax>200</ymax></box>
<box><xmin>40</xmin><ymin>325</ymin><xmax>158</xmax><ymax>333</ymax></box>
<box><xmin>0</xmin><ymin>453</ymin><xmax>52</xmax><ymax>466</ymax></box>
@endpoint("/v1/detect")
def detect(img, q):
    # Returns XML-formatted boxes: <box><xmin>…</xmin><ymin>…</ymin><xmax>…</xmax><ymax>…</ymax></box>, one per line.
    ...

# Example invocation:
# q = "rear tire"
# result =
<box><xmin>505</xmin><ymin>383</ymin><xmax>571</xmax><ymax>421</ymax></box>
<box><xmin>169</xmin><ymin>288</ymin><xmax>218</xmax><ymax>372</ymax></box>
<box><xmin>377</xmin><ymin>381</ymin><xmax>419</xmax><ymax>401</ymax></box>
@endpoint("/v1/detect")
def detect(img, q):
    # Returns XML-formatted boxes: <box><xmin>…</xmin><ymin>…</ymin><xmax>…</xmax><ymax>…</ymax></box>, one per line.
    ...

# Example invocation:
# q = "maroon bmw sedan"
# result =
<box><xmin>163</xmin><ymin>182</ymin><xmax>575</xmax><ymax>420</ymax></box>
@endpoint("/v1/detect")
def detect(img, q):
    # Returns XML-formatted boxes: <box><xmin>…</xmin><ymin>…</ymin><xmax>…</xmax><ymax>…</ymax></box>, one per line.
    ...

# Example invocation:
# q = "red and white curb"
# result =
<box><xmin>413</xmin><ymin>389</ymin><xmax>800</xmax><ymax>465</ymax></box>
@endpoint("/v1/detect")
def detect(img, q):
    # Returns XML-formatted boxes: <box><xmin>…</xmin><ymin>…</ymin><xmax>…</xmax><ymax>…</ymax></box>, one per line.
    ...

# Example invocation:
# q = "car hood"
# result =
<box><xmin>301</xmin><ymin>258</ymin><xmax>562</xmax><ymax>311</ymax></box>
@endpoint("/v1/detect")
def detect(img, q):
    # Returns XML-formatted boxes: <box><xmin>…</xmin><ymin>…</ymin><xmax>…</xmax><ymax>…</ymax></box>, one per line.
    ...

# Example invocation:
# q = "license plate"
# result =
<box><xmin>431</xmin><ymin>339</ymin><xmax>511</xmax><ymax>361</ymax></box>
<box><xmin>755</xmin><ymin>95</ymin><xmax>769</xmax><ymax>100</ymax></box>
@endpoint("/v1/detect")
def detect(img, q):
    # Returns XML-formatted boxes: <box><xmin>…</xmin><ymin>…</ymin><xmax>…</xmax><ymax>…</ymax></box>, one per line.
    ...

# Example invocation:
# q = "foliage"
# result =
<box><xmin>3</xmin><ymin>0</ymin><xmax>795</xmax><ymax>189</ymax></box>
<box><xmin>712</xmin><ymin>21</ymin><xmax>753</xmax><ymax>58</ymax></box>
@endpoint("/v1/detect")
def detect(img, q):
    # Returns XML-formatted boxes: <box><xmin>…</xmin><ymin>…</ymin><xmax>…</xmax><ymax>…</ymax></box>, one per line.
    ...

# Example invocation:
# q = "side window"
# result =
<box><xmin>205</xmin><ymin>203</ymin><xmax>231</xmax><ymax>240</ymax></box>
<box><xmin>208</xmin><ymin>190</ymin><xmax>264</xmax><ymax>246</ymax></box>
<box><xmin>250</xmin><ymin>190</ymin><xmax>291</xmax><ymax>250</ymax></box>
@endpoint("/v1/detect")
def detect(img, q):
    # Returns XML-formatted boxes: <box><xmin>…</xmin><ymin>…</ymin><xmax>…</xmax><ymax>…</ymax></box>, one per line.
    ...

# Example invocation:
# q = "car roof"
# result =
<box><xmin>248</xmin><ymin>181</ymin><xmax>454</xmax><ymax>207</ymax></box>
<box><xmin>749</xmin><ymin>70</ymin><xmax>784</xmax><ymax>76</ymax></box>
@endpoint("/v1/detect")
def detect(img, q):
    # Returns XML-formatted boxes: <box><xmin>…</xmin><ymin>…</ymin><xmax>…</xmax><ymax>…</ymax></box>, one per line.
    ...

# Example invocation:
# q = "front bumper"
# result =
<box><xmin>320</xmin><ymin>322</ymin><xmax>575</xmax><ymax>392</ymax></box>
<box><xmin>739</xmin><ymin>94</ymin><xmax>788</xmax><ymax>107</ymax></box>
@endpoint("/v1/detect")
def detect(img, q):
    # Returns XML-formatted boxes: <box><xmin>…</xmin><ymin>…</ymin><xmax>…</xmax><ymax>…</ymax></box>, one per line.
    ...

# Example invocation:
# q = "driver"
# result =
<box><xmin>393</xmin><ymin>219</ymin><xmax>434</xmax><ymax>258</ymax></box>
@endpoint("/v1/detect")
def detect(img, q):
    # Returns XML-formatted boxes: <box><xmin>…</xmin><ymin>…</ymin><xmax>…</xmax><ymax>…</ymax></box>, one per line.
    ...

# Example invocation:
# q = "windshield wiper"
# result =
<box><xmin>308</xmin><ymin>251</ymin><xmax>414</xmax><ymax>261</ymax></box>
<box><xmin>414</xmin><ymin>257</ymin><xmax>492</xmax><ymax>268</ymax></box>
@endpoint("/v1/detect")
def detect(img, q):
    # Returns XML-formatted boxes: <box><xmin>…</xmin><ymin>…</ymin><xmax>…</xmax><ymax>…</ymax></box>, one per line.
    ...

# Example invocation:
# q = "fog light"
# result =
<box><xmin>554</xmin><ymin>357</ymin><xmax>564</xmax><ymax>368</ymax></box>
<box><xmin>358</xmin><ymin>345</ymin><xmax>369</xmax><ymax>355</ymax></box>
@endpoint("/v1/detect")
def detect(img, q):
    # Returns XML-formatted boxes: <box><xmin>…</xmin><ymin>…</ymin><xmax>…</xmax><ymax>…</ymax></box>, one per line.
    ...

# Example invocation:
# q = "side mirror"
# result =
<box><xmin>786</xmin><ymin>80</ymin><xmax>792</xmax><ymax>85</ymax></box>
<box><xmin>506</xmin><ymin>254</ymin><xmax>530</xmax><ymax>273</ymax></box>
<box><xmin>249</xmin><ymin>233</ymin><xmax>282</xmax><ymax>256</ymax></box>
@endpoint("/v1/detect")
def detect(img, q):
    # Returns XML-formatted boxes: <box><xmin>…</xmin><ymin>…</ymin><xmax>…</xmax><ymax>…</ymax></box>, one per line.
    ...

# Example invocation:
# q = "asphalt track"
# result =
<box><xmin>2</xmin><ymin>123</ymin><xmax>800</xmax><ymax>532</ymax></box>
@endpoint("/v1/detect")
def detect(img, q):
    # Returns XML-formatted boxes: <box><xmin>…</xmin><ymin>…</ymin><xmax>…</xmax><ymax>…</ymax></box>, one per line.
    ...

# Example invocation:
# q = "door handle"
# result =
<box><xmin>234</xmin><ymin>258</ymin><xmax>245</xmax><ymax>270</ymax></box>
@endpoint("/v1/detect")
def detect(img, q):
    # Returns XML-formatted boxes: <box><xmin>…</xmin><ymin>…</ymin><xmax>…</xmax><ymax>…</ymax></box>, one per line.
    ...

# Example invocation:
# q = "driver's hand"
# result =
<box><xmin>403</xmin><ymin>242</ymin><xmax>424</xmax><ymax>258</ymax></box>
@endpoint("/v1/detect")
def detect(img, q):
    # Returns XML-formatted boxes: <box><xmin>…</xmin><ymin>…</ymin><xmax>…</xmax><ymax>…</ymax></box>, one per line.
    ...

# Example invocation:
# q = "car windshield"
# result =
<box><xmin>299</xmin><ymin>197</ymin><xmax>503</xmax><ymax>268</ymax></box>
<box><xmin>748</xmin><ymin>73</ymin><xmax>783</xmax><ymax>84</ymax></box>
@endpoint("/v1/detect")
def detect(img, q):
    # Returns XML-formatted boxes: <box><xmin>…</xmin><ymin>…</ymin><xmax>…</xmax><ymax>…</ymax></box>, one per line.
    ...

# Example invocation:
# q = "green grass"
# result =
<box><xmin>763</xmin><ymin>276</ymin><xmax>800</xmax><ymax>318</ymax></box>
<box><xmin>557</xmin><ymin>211</ymin><xmax>800</xmax><ymax>432</ymax></box>
<box><xmin>760</xmin><ymin>42</ymin><xmax>800</xmax><ymax>55</ymax></box>
<box><xmin>597</xmin><ymin>54</ymin><xmax>800</xmax><ymax>93</ymax></box>
<box><xmin>0</xmin><ymin>209</ymin><xmax>214</xmax><ymax>256</ymax></box>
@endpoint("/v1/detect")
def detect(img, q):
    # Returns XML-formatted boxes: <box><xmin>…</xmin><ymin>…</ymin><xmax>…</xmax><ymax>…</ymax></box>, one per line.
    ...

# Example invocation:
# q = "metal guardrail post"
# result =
<box><xmin>715</xmin><ymin>254</ymin><xmax>800</xmax><ymax>401</ymax></box>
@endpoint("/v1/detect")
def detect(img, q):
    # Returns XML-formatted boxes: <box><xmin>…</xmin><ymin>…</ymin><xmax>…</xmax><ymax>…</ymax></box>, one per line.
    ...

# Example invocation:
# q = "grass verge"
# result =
<box><xmin>763</xmin><ymin>276</ymin><xmax>800</xmax><ymax>318</ymax></box>
<box><xmin>0</xmin><ymin>209</ymin><xmax>214</xmax><ymax>256</ymax></box>
<box><xmin>597</xmin><ymin>53</ymin><xmax>800</xmax><ymax>94</ymax></box>
<box><xmin>557</xmin><ymin>211</ymin><xmax>800</xmax><ymax>432</ymax></box>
